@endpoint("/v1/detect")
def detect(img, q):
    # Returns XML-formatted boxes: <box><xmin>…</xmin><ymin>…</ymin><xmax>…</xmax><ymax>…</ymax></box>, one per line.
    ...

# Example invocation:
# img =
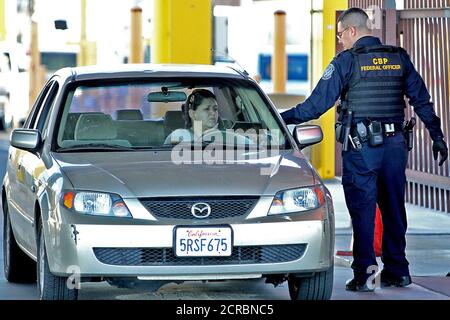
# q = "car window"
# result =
<box><xmin>56</xmin><ymin>78</ymin><xmax>288</xmax><ymax>151</ymax></box>
<box><xmin>41</xmin><ymin>83</ymin><xmax>60</xmax><ymax>138</ymax></box>
<box><xmin>31</xmin><ymin>81</ymin><xmax>59</xmax><ymax>132</ymax></box>
<box><xmin>23</xmin><ymin>81</ymin><xmax>54</xmax><ymax>129</ymax></box>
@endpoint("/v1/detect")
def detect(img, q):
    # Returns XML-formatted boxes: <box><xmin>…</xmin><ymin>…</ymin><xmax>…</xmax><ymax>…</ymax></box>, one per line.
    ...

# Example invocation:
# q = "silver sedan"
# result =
<box><xmin>2</xmin><ymin>64</ymin><xmax>334</xmax><ymax>300</ymax></box>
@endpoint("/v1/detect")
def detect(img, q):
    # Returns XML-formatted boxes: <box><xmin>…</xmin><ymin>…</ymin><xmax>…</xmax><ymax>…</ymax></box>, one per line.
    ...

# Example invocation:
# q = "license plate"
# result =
<box><xmin>174</xmin><ymin>226</ymin><xmax>233</xmax><ymax>257</ymax></box>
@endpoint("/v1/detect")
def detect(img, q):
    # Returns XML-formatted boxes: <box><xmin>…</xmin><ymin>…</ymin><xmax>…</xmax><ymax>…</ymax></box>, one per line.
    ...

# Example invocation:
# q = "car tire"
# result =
<box><xmin>37</xmin><ymin>218</ymin><xmax>78</xmax><ymax>300</ymax></box>
<box><xmin>288</xmin><ymin>265</ymin><xmax>334</xmax><ymax>300</ymax></box>
<box><xmin>3</xmin><ymin>201</ymin><xmax>37</xmax><ymax>283</ymax></box>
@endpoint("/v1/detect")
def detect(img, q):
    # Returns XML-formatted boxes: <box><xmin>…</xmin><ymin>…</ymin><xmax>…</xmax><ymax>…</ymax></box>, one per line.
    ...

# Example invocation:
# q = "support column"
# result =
<box><xmin>29</xmin><ymin>21</ymin><xmax>40</xmax><ymax>110</ymax></box>
<box><xmin>272</xmin><ymin>10</ymin><xmax>287</xmax><ymax>94</ymax></box>
<box><xmin>130</xmin><ymin>6</ymin><xmax>143</xmax><ymax>63</ymax></box>
<box><xmin>78</xmin><ymin>0</ymin><xmax>88</xmax><ymax>66</ymax></box>
<box><xmin>311</xmin><ymin>0</ymin><xmax>347</xmax><ymax>179</ymax></box>
<box><xmin>77</xmin><ymin>0</ymin><xmax>96</xmax><ymax>66</ymax></box>
<box><xmin>152</xmin><ymin>0</ymin><xmax>212</xmax><ymax>64</ymax></box>
<box><xmin>0</xmin><ymin>0</ymin><xmax>5</xmax><ymax>41</ymax></box>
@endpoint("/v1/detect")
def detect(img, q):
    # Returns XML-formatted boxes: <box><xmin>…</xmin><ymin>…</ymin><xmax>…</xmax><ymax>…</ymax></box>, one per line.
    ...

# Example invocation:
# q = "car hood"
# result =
<box><xmin>52</xmin><ymin>150</ymin><xmax>317</xmax><ymax>198</ymax></box>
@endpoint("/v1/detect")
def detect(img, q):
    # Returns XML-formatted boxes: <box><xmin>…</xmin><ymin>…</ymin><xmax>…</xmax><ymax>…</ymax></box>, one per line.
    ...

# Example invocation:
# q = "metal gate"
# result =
<box><xmin>345</xmin><ymin>0</ymin><xmax>450</xmax><ymax>213</ymax></box>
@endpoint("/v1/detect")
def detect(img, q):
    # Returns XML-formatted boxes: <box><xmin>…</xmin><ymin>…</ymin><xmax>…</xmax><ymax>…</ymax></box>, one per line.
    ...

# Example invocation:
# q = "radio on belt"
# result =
<box><xmin>368</xmin><ymin>121</ymin><xmax>383</xmax><ymax>147</ymax></box>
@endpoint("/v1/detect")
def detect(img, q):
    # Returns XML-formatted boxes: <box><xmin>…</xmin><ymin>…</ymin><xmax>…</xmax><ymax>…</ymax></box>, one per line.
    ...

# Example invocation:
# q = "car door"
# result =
<box><xmin>9</xmin><ymin>80</ymin><xmax>59</xmax><ymax>253</ymax></box>
<box><xmin>6</xmin><ymin>81</ymin><xmax>52</xmax><ymax>248</ymax></box>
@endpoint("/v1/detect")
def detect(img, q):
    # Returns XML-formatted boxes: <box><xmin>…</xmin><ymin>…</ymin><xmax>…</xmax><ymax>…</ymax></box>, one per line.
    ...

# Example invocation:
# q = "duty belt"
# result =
<box><xmin>352</xmin><ymin>122</ymin><xmax>403</xmax><ymax>142</ymax></box>
<box><xmin>381</xmin><ymin>122</ymin><xmax>403</xmax><ymax>135</ymax></box>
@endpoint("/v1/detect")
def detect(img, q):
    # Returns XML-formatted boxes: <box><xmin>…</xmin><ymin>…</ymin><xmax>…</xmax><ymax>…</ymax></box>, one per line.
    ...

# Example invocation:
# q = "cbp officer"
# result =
<box><xmin>281</xmin><ymin>7</ymin><xmax>448</xmax><ymax>292</ymax></box>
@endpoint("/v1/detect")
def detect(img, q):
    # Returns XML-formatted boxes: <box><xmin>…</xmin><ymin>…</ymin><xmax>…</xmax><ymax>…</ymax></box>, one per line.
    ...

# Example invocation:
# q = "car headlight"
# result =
<box><xmin>269</xmin><ymin>186</ymin><xmax>325</xmax><ymax>215</ymax></box>
<box><xmin>62</xmin><ymin>191</ymin><xmax>132</xmax><ymax>218</ymax></box>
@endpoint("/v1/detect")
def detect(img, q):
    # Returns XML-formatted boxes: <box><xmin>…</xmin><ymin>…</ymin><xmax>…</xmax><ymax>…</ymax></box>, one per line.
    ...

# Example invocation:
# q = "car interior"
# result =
<box><xmin>55</xmin><ymin>82</ymin><xmax>286</xmax><ymax>150</ymax></box>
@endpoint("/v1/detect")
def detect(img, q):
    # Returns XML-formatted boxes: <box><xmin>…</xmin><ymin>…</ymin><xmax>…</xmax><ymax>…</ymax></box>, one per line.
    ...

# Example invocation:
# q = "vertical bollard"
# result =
<box><xmin>129</xmin><ymin>6</ymin><xmax>143</xmax><ymax>107</ymax></box>
<box><xmin>130</xmin><ymin>6</ymin><xmax>143</xmax><ymax>63</ymax></box>
<box><xmin>272</xmin><ymin>10</ymin><xmax>287</xmax><ymax>94</ymax></box>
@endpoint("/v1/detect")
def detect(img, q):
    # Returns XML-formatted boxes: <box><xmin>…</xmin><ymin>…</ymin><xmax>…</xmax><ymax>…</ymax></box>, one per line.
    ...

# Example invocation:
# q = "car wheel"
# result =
<box><xmin>288</xmin><ymin>265</ymin><xmax>334</xmax><ymax>300</ymax></box>
<box><xmin>37</xmin><ymin>218</ymin><xmax>78</xmax><ymax>300</ymax></box>
<box><xmin>3</xmin><ymin>201</ymin><xmax>36</xmax><ymax>283</ymax></box>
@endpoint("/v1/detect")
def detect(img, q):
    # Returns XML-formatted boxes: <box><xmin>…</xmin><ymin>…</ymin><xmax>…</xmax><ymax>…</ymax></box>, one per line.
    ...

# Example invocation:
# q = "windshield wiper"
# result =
<box><xmin>57</xmin><ymin>143</ymin><xmax>137</xmax><ymax>152</ymax></box>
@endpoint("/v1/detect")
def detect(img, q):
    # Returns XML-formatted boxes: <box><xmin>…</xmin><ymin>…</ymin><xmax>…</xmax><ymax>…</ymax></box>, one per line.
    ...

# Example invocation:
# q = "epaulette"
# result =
<box><xmin>397</xmin><ymin>46</ymin><xmax>408</xmax><ymax>54</ymax></box>
<box><xmin>335</xmin><ymin>49</ymin><xmax>351</xmax><ymax>59</ymax></box>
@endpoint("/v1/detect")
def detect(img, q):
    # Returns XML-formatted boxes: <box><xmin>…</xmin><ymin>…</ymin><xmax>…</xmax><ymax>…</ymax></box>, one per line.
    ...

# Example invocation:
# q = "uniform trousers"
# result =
<box><xmin>342</xmin><ymin>133</ymin><xmax>410</xmax><ymax>282</ymax></box>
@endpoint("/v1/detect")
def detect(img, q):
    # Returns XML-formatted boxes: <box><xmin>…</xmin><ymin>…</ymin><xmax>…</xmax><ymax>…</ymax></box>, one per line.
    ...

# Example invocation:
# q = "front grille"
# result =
<box><xmin>93</xmin><ymin>244</ymin><xmax>307</xmax><ymax>266</ymax></box>
<box><xmin>139</xmin><ymin>196</ymin><xmax>259</xmax><ymax>220</ymax></box>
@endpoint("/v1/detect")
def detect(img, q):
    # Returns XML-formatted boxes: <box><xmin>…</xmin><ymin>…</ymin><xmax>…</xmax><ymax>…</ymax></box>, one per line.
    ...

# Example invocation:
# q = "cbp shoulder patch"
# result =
<box><xmin>322</xmin><ymin>64</ymin><xmax>335</xmax><ymax>80</ymax></box>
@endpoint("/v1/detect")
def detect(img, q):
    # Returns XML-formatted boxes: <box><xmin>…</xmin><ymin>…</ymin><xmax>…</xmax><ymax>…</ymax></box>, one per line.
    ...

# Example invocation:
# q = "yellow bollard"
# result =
<box><xmin>152</xmin><ymin>0</ymin><xmax>211</xmax><ymax>64</ymax></box>
<box><xmin>272</xmin><ymin>10</ymin><xmax>287</xmax><ymax>94</ymax></box>
<box><xmin>310</xmin><ymin>0</ymin><xmax>347</xmax><ymax>179</ymax></box>
<box><xmin>130</xmin><ymin>6</ymin><xmax>143</xmax><ymax>64</ymax></box>
<box><xmin>0</xmin><ymin>0</ymin><xmax>5</xmax><ymax>41</ymax></box>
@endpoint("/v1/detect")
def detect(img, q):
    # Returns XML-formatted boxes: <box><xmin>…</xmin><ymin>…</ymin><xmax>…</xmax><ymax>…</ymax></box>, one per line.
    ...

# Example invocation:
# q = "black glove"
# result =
<box><xmin>432</xmin><ymin>140</ymin><xmax>448</xmax><ymax>166</ymax></box>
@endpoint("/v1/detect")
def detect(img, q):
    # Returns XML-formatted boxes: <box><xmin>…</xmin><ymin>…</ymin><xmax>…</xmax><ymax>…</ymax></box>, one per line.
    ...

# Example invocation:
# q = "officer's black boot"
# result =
<box><xmin>345</xmin><ymin>278</ymin><xmax>375</xmax><ymax>292</ymax></box>
<box><xmin>380</xmin><ymin>271</ymin><xmax>412</xmax><ymax>288</ymax></box>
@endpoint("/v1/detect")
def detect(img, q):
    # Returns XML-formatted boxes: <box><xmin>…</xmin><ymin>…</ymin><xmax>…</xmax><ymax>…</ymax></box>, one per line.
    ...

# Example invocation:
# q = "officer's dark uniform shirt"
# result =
<box><xmin>281</xmin><ymin>36</ymin><xmax>444</xmax><ymax>141</ymax></box>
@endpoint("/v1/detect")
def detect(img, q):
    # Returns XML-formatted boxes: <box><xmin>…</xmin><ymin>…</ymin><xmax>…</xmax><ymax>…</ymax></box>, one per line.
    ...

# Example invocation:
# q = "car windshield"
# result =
<box><xmin>56</xmin><ymin>78</ymin><xmax>288</xmax><ymax>151</ymax></box>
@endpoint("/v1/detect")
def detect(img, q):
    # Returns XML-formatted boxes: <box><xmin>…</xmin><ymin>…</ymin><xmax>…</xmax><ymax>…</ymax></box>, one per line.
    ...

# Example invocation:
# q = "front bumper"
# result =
<box><xmin>46</xmin><ymin>218</ymin><xmax>334</xmax><ymax>279</ymax></box>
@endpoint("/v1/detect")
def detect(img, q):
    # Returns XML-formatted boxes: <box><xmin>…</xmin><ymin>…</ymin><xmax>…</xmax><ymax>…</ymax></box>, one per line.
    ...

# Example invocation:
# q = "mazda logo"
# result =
<box><xmin>191</xmin><ymin>203</ymin><xmax>212</xmax><ymax>219</ymax></box>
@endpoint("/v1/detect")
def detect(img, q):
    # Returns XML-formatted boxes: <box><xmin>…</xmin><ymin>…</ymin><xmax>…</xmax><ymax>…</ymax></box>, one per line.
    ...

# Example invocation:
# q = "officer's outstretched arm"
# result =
<box><xmin>280</xmin><ymin>60</ymin><xmax>346</xmax><ymax>125</ymax></box>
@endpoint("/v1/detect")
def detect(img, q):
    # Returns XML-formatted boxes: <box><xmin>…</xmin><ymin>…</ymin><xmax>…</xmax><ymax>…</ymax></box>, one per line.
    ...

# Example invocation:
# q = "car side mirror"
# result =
<box><xmin>10</xmin><ymin>129</ymin><xmax>42</xmax><ymax>152</ymax></box>
<box><xmin>292</xmin><ymin>125</ymin><xmax>323</xmax><ymax>149</ymax></box>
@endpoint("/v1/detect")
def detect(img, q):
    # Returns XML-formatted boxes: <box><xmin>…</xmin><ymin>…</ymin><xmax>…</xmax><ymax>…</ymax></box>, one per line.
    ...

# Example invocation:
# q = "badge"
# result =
<box><xmin>322</xmin><ymin>64</ymin><xmax>335</xmax><ymax>80</ymax></box>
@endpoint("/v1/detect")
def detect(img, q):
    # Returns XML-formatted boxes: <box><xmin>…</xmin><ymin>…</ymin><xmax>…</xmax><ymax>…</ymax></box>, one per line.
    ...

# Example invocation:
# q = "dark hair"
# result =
<box><xmin>182</xmin><ymin>89</ymin><xmax>216</xmax><ymax>128</ymax></box>
<box><xmin>337</xmin><ymin>7</ymin><xmax>370</xmax><ymax>30</ymax></box>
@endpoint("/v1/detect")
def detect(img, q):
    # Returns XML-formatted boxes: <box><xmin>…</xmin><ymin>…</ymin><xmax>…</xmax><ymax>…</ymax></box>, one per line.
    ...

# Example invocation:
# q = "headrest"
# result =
<box><xmin>115</xmin><ymin>109</ymin><xmax>143</xmax><ymax>120</ymax></box>
<box><xmin>164</xmin><ymin>110</ymin><xmax>185</xmax><ymax>129</ymax></box>
<box><xmin>75</xmin><ymin>114</ymin><xmax>117</xmax><ymax>140</ymax></box>
<box><xmin>63</xmin><ymin>112</ymin><xmax>103</xmax><ymax>140</ymax></box>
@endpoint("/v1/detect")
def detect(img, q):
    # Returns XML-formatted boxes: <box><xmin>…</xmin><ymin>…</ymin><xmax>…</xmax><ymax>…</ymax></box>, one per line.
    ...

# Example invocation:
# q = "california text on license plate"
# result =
<box><xmin>174</xmin><ymin>226</ymin><xmax>233</xmax><ymax>257</ymax></box>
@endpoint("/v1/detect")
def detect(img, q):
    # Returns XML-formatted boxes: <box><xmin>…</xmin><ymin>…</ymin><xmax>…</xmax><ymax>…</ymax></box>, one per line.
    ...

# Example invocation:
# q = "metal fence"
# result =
<box><xmin>346</xmin><ymin>0</ymin><xmax>450</xmax><ymax>213</ymax></box>
<box><xmin>399</xmin><ymin>0</ymin><xmax>450</xmax><ymax>213</ymax></box>
<box><xmin>349</xmin><ymin>0</ymin><xmax>385</xmax><ymax>8</ymax></box>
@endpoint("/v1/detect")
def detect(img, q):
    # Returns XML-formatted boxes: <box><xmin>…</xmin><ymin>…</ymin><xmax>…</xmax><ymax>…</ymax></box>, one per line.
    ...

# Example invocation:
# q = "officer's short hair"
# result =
<box><xmin>338</xmin><ymin>7</ymin><xmax>370</xmax><ymax>31</ymax></box>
